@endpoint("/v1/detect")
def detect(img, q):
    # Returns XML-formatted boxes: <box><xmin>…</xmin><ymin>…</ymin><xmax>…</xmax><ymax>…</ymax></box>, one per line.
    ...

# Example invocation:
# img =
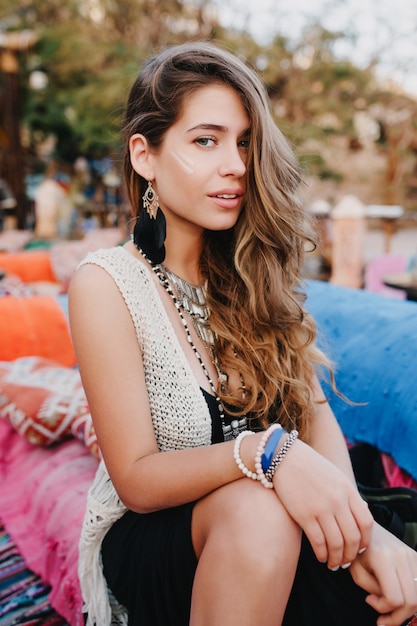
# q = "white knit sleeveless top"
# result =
<box><xmin>77</xmin><ymin>246</ymin><xmax>212</xmax><ymax>625</ymax></box>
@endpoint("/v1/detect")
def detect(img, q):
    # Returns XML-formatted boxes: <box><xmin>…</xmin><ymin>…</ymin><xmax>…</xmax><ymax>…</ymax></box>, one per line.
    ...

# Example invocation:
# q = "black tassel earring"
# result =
<box><xmin>133</xmin><ymin>181</ymin><xmax>166</xmax><ymax>264</ymax></box>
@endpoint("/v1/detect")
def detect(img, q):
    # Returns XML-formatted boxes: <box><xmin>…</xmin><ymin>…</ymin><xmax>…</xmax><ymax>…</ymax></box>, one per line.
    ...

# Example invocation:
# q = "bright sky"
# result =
<box><xmin>215</xmin><ymin>0</ymin><xmax>417</xmax><ymax>95</ymax></box>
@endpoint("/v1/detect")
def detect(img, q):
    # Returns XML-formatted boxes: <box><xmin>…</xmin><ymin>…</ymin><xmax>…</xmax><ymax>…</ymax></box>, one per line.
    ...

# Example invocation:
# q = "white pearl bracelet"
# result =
<box><xmin>233</xmin><ymin>430</ymin><xmax>258</xmax><ymax>480</ymax></box>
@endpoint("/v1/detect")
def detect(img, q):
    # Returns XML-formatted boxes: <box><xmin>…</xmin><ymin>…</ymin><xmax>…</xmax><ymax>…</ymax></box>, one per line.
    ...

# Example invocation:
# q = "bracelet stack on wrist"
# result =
<box><xmin>232</xmin><ymin>424</ymin><xmax>299</xmax><ymax>488</ymax></box>
<box><xmin>264</xmin><ymin>429</ymin><xmax>299</xmax><ymax>483</ymax></box>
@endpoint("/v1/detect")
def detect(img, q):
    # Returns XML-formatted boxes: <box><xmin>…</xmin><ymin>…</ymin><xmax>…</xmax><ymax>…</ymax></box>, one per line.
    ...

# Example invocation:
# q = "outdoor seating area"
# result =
<box><xmin>2</xmin><ymin>0</ymin><xmax>417</xmax><ymax>620</ymax></box>
<box><xmin>0</xmin><ymin>227</ymin><xmax>126</xmax><ymax>296</ymax></box>
<box><xmin>0</xmin><ymin>194</ymin><xmax>416</xmax><ymax>625</ymax></box>
<box><xmin>0</xmin><ymin>254</ymin><xmax>416</xmax><ymax>624</ymax></box>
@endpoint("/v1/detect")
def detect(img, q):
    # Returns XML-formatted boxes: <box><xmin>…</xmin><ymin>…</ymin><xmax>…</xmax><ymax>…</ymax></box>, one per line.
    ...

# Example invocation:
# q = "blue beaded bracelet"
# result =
<box><xmin>261</xmin><ymin>426</ymin><xmax>285</xmax><ymax>472</ymax></box>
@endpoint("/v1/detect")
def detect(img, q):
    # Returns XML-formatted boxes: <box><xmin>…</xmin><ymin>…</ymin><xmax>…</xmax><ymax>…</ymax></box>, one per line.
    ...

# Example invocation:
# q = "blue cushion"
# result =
<box><xmin>305</xmin><ymin>280</ymin><xmax>417</xmax><ymax>480</ymax></box>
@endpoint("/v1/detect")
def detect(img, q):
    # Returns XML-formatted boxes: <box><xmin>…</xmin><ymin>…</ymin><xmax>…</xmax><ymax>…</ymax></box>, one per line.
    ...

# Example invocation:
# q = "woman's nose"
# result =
<box><xmin>219</xmin><ymin>144</ymin><xmax>247</xmax><ymax>178</ymax></box>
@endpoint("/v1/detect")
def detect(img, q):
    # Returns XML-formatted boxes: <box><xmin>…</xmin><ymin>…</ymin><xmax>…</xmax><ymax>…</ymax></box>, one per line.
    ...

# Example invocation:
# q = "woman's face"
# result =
<box><xmin>148</xmin><ymin>83</ymin><xmax>250</xmax><ymax>236</ymax></box>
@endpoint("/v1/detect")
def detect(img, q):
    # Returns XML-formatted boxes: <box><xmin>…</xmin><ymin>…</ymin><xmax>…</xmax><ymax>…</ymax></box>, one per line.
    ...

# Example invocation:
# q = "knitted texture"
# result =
<box><xmin>77</xmin><ymin>246</ymin><xmax>212</xmax><ymax>625</ymax></box>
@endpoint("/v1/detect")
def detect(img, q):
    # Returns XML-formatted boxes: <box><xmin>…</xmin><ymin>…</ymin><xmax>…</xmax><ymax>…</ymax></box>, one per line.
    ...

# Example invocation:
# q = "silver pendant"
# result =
<box><xmin>222</xmin><ymin>417</ymin><xmax>248</xmax><ymax>441</ymax></box>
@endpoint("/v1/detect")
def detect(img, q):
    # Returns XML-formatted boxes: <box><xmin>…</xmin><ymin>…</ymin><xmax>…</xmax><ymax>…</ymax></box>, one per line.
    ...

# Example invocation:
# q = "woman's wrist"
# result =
<box><xmin>233</xmin><ymin>426</ymin><xmax>298</xmax><ymax>488</ymax></box>
<box><xmin>255</xmin><ymin>425</ymin><xmax>285</xmax><ymax>488</ymax></box>
<box><xmin>233</xmin><ymin>431</ymin><xmax>258</xmax><ymax>480</ymax></box>
<box><xmin>235</xmin><ymin>430</ymin><xmax>264</xmax><ymax>478</ymax></box>
<box><xmin>264</xmin><ymin>429</ymin><xmax>298</xmax><ymax>482</ymax></box>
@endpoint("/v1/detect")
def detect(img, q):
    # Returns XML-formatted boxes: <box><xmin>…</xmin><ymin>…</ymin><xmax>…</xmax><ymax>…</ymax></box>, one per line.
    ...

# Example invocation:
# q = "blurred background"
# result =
<box><xmin>1</xmin><ymin>6</ymin><xmax>417</xmax><ymax>625</ymax></box>
<box><xmin>0</xmin><ymin>0</ymin><xmax>416</xmax><ymax>287</ymax></box>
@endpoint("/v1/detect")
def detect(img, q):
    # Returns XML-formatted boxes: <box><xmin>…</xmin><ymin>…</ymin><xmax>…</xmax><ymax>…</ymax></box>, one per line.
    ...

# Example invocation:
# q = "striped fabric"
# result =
<box><xmin>0</xmin><ymin>524</ymin><xmax>68</xmax><ymax>626</ymax></box>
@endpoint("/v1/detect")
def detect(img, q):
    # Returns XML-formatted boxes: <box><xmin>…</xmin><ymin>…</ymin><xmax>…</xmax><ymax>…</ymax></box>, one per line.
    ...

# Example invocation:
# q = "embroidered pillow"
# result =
<box><xmin>0</xmin><ymin>356</ymin><xmax>100</xmax><ymax>459</ymax></box>
<box><xmin>71</xmin><ymin>410</ymin><xmax>101</xmax><ymax>460</ymax></box>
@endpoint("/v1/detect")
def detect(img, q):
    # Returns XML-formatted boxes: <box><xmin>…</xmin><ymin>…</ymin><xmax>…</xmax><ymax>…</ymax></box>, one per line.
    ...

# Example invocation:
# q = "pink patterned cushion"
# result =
<box><xmin>0</xmin><ymin>356</ymin><xmax>100</xmax><ymax>459</ymax></box>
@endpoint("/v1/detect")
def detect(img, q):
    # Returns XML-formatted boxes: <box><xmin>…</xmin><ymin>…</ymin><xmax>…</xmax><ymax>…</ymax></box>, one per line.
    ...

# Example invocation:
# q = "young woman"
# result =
<box><xmin>69</xmin><ymin>41</ymin><xmax>417</xmax><ymax>626</ymax></box>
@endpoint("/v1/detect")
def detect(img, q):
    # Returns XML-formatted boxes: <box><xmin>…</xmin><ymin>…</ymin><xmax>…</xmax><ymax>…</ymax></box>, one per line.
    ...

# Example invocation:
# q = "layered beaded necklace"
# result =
<box><xmin>138</xmin><ymin>247</ymin><xmax>248</xmax><ymax>441</ymax></box>
<box><xmin>162</xmin><ymin>265</ymin><xmax>213</xmax><ymax>347</ymax></box>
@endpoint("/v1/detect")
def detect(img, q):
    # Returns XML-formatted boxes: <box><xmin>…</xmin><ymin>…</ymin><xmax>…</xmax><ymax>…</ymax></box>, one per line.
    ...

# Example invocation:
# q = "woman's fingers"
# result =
<box><xmin>301</xmin><ymin>519</ymin><xmax>328</xmax><ymax>564</ymax></box>
<box><xmin>305</xmin><ymin>500</ymin><xmax>368</xmax><ymax>569</ymax></box>
<box><xmin>349</xmin><ymin>491</ymin><xmax>373</xmax><ymax>552</ymax></box>
<box><xmin>307</xmin><ymin>515</ymin><xmax>347</xmax><ymax>568</ymax></box>
<box><xmin>372</xmin><ymin>554</ymin><xmax>417</xmax><ymax>626</ymax></box>
<box><xmin>349</xmin><ymin>559</ymin><xmax>382</xmax><ymax>596</ymax></box>
<box><xmin>333</xmin><ymin>499</ymin><xmax>366</xmax><ymax>567</ymax></box>
<box><xmin>352</xmin><ymin>525</ymin><xmax>417</xmax><ymax>626</ymax></box>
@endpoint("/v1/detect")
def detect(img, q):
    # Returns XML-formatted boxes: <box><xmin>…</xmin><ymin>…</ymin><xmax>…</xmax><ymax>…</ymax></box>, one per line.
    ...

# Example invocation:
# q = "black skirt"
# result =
<box><xmin>102</xmin><ymin>503</ymin><xmax>197</xmax><ymax>626</ymax></box>
<box><xmin>101</xmin><ymin>504</ymin><xmax>380</xmax><ymax>626</ymax></box>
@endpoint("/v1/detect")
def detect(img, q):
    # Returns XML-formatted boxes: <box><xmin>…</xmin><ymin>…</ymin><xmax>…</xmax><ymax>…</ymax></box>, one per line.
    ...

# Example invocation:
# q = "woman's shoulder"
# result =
<box><xmin>78</xmin><ymin>244</ymin><xmax>138</xmax><ymax>268</ymax></box>
<box><xmin>70</xmin><ymin>244</ymin><xmax>156</xmax><ymax>309</ymax></box>
<box><xmin>75</xmin><ymin>244</ymin><xmax>150</xmax><ymax>282</ymax></box>
<box><xmin>68</xmin><ymin>245</ymin><xmax>160</xmax><ymax>342</ymax></box>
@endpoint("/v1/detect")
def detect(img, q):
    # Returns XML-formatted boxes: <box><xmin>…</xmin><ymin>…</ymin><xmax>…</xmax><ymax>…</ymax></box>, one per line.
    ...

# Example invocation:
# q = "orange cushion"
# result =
<box><xmin>0</xmin><ymin>250</ymin><xmax>57</xmax><ymax>283</ymax></box>
<box><xmin>0</xmin><ymin>296</ymin><xmax>76</xmax><ymax>366</ymax></box>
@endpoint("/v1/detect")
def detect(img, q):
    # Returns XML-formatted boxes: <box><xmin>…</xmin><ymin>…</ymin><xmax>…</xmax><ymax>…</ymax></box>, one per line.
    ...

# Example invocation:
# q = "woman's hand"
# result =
<box><xmin>272</xmin><ymin>438</ymin><xmax>373</xmax><ymax>569</ymax></box>
<box><xmin>349</xmin><ymin>522</ymin><xmax>417</xmax><ymax>626</ymax></box>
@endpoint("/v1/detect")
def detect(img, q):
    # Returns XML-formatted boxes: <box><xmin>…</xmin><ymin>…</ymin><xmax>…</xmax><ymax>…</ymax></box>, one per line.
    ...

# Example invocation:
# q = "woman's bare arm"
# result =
<box><xmin>69</xmin><ymin>263</ymin><xmax>246</xmax><ymax>512</ymax></box>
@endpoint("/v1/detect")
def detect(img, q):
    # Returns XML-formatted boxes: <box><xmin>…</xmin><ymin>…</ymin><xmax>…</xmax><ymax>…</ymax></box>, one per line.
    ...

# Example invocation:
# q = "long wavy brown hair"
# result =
<box><xmin>123</xmin><ymin>41</ymin><xmax>334</xmax><ymax>440</ymax></box>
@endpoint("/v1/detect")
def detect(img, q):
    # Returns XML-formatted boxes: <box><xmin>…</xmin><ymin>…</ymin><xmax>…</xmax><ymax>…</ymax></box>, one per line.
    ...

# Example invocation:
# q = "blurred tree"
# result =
<box><xmin>1</xmin><ymin>0</ymin><xmax>416</xmax><ymax>211</ymax></box>
<box><xmin>240</xmin><ymin>20</ymin><xmax>417</xmax><ymax>208</ymax></box>
<box><xmin>1</xmin><ymin>0</ymin><xmax>219</xmax><ymax>164</ymax></box>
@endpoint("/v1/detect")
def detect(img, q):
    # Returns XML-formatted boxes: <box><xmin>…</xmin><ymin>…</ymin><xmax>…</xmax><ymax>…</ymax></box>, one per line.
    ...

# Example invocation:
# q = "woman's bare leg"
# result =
<box><xmin>190</xmin><ymin>478</ymin><xmax>301</xmax><ymax>626</ymax></box>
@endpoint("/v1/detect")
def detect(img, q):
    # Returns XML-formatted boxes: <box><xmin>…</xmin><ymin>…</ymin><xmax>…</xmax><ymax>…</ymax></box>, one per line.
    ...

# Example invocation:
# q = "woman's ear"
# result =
<box><xmin>129</xmin><ymin>134</ymin><xmax>155</xmax><ymax>180</ymax></box>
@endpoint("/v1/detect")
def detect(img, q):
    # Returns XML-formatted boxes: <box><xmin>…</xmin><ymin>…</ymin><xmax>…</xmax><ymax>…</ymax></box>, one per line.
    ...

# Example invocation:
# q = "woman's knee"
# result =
<box><xmin>192</xmin><ymin>479</ymin><xmax>301</xmax><ymax>567</ymax></box>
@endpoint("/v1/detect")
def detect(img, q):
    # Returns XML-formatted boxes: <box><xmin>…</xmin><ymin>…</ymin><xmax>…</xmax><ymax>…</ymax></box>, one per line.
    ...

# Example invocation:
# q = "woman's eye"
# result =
<box><xmin>238</xmin><ymin>139</ymin><xmax>250</xmax><ymax>150</ymax></box>
<box><xmin>195</xmin><ymin>136</ymin><xmax>216</xmax><ymax>147</ymax></box>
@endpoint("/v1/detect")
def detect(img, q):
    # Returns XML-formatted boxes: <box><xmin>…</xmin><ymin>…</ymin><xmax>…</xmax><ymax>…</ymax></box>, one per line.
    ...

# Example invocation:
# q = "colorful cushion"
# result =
<box><xmin>71</xmin><ymin>410</ymin><xmax>101</xmax><ymax>460</ymax></box>
<box><xmin>0</xmin><ymin>295</ymin><xmax>76</xmax><ymax>366</ymax></box>
<box><xmin>0</xmin><ymin>356</ymin><xmax>100</xmax><ymax>459</ymax></box>
<box><xmin>0</xmin><ymin>250</ymin><xmax>58</xmax><ymax>283</ymax></box>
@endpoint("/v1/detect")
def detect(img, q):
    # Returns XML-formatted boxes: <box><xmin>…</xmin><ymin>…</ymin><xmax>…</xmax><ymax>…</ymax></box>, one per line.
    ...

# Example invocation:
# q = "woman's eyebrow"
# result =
<box><xmin>186</xmin><ymin>123</ymin><xmax>228</xmax><ymax>133</ymax></box>
<box><xmin>186</xmin><ymin>123</ymin><xmax>251</xmax><ymax>136</ymax></box>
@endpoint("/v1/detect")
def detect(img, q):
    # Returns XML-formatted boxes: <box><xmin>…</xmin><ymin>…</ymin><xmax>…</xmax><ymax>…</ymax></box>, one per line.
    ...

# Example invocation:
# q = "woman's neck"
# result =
<box><xmin>163</xmin><ymin>235</ymin><xmax>203</xmax><ymax>285</ymax></box>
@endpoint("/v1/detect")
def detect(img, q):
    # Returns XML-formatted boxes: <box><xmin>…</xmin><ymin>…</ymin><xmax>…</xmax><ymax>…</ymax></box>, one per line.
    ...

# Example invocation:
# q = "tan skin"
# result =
<box><xmin>69</xmin><ymin>84</ymin><xmax>417</xmax><ymax>626</ymax></box>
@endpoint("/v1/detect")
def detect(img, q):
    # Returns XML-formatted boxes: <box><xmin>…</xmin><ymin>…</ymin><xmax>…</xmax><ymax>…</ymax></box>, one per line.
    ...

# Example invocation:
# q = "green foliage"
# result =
<box><xmin>1</xmin><ymin>0</ymin><xmax>417</xmax><ymax>210</ymax></box>
<box><xmin>3</xmin><ymin>0</ymin><xmax>220</xmax><ymax>162</ymax></box>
